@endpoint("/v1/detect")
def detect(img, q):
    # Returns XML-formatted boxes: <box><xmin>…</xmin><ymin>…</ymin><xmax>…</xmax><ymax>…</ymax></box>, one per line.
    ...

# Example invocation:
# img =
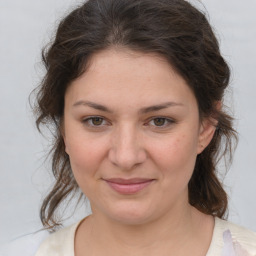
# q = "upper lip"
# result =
<box><xmin>103</xmin><ymin>178</ymin><xmax>155</xmax><ymax>185</ymax></box>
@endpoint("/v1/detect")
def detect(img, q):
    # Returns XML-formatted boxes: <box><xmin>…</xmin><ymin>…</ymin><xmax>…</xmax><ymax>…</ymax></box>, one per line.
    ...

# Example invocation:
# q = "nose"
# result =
<box><xmin>108</xmin><ymin>124</ymin><xmax>147</xmax><ymax>170</ymax></box>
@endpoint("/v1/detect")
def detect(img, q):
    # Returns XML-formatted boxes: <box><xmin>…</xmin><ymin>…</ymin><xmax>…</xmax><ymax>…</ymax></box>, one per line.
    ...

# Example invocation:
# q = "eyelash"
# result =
<box><xmin>81</xmin><ymin>116</ymin><xmax>175</xmax><ymax>129</ymax></box>
<box><xmin>82</xmin><ymin>116</ymin><xmax>109</xmax><ymax>128</ymax></box>
<box><xmin>146</xmin><ymin>117</ymin><xmax>175</xmax><ymax>128</ymax></box>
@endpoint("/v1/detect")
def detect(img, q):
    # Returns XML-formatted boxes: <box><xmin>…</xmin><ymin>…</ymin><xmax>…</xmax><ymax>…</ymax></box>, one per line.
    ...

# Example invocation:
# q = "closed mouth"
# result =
<box><xmin>103</xmin><ymin>178</ymin><xmax>155</xmax><ymax>194</ymax></box>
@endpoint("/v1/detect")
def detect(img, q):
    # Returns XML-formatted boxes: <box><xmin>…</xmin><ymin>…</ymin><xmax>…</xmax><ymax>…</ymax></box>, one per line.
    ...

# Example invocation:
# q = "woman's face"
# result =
<box><xmin>63</xmin><ymin>49</ymin><xmax>214</xmax><ymax>224</ymax></box>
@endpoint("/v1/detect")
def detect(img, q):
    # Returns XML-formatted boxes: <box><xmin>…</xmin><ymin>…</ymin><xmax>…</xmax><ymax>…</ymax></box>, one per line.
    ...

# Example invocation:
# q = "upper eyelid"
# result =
<box><xmin>146</xmin><ymin>116</ymin><xmax>175</xmax><ymax>122</ymax></box>
<box><xmin>82</xmin><ymin>116</ymin><xmax>110</xmax><ymax>125</ymax></box>
<box><xmin>81</xmin><ymin>116</ymin><xmax>175</xmax><ymax>125</ymax></box>
<box><xmin>144</xmin><ymin>117</ymin><xmax>176</xmax><ymax>128</ymax></box>
<box><xmin>82</xmin><ymin>115</ymin><xmax>107</xmax><ymax>121</ymax></box>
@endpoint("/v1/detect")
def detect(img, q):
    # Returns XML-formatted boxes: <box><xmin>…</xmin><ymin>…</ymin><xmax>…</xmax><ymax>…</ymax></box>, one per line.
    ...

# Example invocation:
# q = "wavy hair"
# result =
<box><xmin>33</xmin><ymin>0</ymin><xmax>237</xmax><ymax>230</ymax></box>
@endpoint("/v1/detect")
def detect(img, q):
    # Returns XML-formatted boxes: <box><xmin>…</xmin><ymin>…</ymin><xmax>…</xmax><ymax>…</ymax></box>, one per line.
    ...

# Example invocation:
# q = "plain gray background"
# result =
<box><xmin>0</xmin><ymin>0</ymin><xmax>256</xmax><ymax>246</ymax></box>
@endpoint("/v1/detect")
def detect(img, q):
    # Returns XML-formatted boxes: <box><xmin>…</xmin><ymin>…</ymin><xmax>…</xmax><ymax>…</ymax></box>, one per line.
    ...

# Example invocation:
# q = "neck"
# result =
<box><xmin>94</xmin><ymin>202</ymin><xmax>193</xmax><ymax>245</ymax></box>
<box><xmin>75</xmin><ymin>202</ymin><xmax>213</xmax><ymax>256</ymax></box>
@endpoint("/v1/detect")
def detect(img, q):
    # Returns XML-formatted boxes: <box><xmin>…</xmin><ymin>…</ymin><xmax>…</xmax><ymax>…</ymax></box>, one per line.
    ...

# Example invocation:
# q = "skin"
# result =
<box><xmin>63</xmin><ymin>48</ymin><xmax>216</xmax><ymax>256</ymax></box>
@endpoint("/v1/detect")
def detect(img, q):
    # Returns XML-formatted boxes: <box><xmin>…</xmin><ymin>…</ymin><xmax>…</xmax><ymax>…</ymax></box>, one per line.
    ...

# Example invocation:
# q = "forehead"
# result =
<box><xmin>85</xmin><ymin>48</ymin><xmax>178</xmax><ymax>87</ymax></box>
<box><xmin>65</xmin><ymin>48</ymin><xmax>197</xmax><ymax>111</ymax></box>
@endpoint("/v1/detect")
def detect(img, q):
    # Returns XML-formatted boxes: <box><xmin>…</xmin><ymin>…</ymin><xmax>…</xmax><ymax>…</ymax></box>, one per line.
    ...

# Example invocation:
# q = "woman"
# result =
<box><xmin>34</xmin><ymin>0</ymin><xmax>256</xmax><ymax>255</ymax></box>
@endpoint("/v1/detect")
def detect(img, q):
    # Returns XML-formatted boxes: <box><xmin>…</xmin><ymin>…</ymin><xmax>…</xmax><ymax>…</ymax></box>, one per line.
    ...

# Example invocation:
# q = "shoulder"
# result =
<box><xmin>35</xmin><ymin>221</ymin><xmax>81</xmax><ymax>256</ymax></box>
<box><xmin>207</xmin><ymin>217</ymin><xmax>256</xmax><ymax>256</ymax></box>
<box><xmin>218</xmin><ymin>218</ymin><xmax>256</xmax><ymax>249</ymax></box>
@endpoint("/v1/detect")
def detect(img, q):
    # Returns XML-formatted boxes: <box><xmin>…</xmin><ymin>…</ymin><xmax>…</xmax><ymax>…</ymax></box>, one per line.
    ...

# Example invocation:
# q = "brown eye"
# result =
<box><xmin>91</xmin><ymin>117</ymin><xmax>104</xmax><ymax>126</ymax></box>
<box><xmin>82</xmin><ymin>116</ymin><xmax>107</xmax><ymax>127</ymax></box>
<box><xmin>153</xmin><ymin>118</ymin><xmax>166</xmax><ymax>126</ymax></box>
<box><xmin>147</xmin><ymin>117</ymin><xmax>175</xmax><ymax>128</ymax></box>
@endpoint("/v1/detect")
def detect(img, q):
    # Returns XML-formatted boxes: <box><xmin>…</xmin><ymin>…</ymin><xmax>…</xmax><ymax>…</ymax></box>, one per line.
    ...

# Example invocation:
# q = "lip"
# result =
<box><xmin>103</xmin><ymin>178</ymin><xmax>155</xmax><ymax>194</ymax></box>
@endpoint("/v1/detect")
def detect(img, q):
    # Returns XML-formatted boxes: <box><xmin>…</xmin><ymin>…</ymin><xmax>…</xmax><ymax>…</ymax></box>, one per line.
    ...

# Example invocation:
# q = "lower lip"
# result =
<box><xmin>105</xmin><ymin>180</ymin><xmax>154</xmax><ymax>194</ymax></box>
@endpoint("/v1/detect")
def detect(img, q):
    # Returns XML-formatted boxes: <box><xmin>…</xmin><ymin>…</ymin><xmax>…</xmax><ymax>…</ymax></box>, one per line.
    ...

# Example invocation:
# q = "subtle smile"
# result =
<box><xmin>103</xmin><ymin>178</ymin><xmax>155</xmax><ymax>194</ymax></box>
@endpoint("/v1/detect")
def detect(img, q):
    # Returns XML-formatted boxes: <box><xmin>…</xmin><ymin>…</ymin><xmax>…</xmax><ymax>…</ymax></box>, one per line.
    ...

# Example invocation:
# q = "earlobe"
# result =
<box><xmin>197</xmin><ymin>119</ymin><xmax>217</xmax><ymax>154</ymax></box>
<box><xmin>63</xmin><ymin>138</ymin><xmax>69</xmax><ymax>155</ymax></box>
<box><xmin>197</xmin><ymin>101</ymin><xmax>221</xmax><ymax>154</ymax></box>
<box><xmin>60</xmin><ymin>123</ymin><xmax>69</xmax><ymax>155</ymax></box>
<box><xmin>62</xmin><ymin>136</ymin><xmax>70</xmax><ymax>155</ymax></box>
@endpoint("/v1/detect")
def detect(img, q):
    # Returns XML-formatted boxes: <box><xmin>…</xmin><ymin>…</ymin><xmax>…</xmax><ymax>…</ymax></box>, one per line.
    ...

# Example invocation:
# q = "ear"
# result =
<box><xmin>197</xmin><ymin>101</ymin><xmax>221</xmax><ymax>154</ymax></box>
<box><xmin>197</xmin><ymin>118</ymin><xmax>217</xmax><ymax>154</ymax></box>
<box><xmin>60</xmin><ymin>119</ymin><xmax>69</xmax><ymax>155</ymax></box>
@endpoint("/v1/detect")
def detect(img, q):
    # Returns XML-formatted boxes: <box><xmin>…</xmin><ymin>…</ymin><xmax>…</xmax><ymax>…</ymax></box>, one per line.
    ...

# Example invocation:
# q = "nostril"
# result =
<box><xmin>108</xmin><ymin>146</ymin><xmax>147</xmax><ymax>170</ymax></box>
<box><xmin>108</xmin><ymin>126</ymin><xmax>146</xmax><ymax>169</ymax></box>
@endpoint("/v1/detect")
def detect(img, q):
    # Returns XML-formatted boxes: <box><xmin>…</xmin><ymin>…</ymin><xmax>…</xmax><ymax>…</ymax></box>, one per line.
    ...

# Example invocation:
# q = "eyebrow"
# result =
<box><xmin>73</xmin><ymin>100</ymin><xmax>113</xmax><ymax>113</ymax></box>
<box><xmin>72</xmin><ymin>100</ymin><xmax>184</xmax><ymax>113</ymax></box>
<box><xmin>139</xmin><ymin>102</ymin><xmax>184</xmax><ymax>114</ymax></box>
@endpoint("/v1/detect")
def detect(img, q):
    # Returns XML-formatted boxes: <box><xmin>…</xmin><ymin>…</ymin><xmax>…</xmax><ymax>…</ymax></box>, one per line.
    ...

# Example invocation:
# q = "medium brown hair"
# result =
<box><xmin>34</xmin><ymin>0</ymin><xmax>237</xmax><ymax>230</ymax></box>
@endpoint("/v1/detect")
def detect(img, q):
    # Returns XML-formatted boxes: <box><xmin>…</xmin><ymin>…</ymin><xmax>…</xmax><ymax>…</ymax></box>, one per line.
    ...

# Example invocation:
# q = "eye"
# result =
<box><xmin>82</xmin><ymin>116</ymin><xmax>109</xmax><ymax>127</ymax></box>
<box><xmin>152</xmin><ymin>118</ymin><xmax>166</xmax><ymax>126</ymax></box>
<box><xmin>90</xmin><ymin>117</ymin><xmax>104</xmax><ymax>126</ymax></box>
<box><xmin>147</xmin><ymin>117</ymin><xmax>175</xmax><ymax>128</ymax></box>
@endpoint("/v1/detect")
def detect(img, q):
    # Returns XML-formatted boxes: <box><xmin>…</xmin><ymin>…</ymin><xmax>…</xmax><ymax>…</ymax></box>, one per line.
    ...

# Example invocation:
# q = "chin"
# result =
<box><xmin>102</xmin><ymin>201</ymin><xmax>156</xmax><ymax>226</ymax></box>
<box><xmin>111</xmin><ymin>213</ymin><xmax>153</xmax><ymax>226</ymax></box>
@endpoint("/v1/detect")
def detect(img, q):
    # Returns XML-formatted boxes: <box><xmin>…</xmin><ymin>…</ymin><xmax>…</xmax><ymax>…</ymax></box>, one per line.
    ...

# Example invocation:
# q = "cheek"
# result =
<box><xmin>66</xmin><ymin>136</ymin><xmax>108</xmax><ymax>197</ymax></box>
<box><xmin>152</xmin><ymin>133</ymin><xmax>198</xmax><ymax>165</ymax></box>
<box><xmin>65</xmin><ymin>132</ymin><xmax>107</xmax><ymax>178</ymax></box>
<box><xmin>149</xmin><ymin>132</ymin><xmax>199</xmax><ymax>189</ymax></box>
<box><xmin>168</xmin><ymin>138</ymin><xmax>198</xmax><ymax>193</ymax></box>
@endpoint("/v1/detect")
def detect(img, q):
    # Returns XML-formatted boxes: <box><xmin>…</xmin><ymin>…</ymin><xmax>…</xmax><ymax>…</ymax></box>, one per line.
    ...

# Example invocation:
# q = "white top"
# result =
<box><xmin>34</xmin><ymin>217</ymin><xmax>256</xmax><ymax>256</ymax></box>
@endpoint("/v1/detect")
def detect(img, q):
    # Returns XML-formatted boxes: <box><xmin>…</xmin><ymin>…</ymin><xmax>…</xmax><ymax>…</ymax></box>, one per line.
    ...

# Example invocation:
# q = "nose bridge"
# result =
<box><xmin>109</xmin><ymin>122</ymin><xmax>146</xmax><ymax>169</ymax></box>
